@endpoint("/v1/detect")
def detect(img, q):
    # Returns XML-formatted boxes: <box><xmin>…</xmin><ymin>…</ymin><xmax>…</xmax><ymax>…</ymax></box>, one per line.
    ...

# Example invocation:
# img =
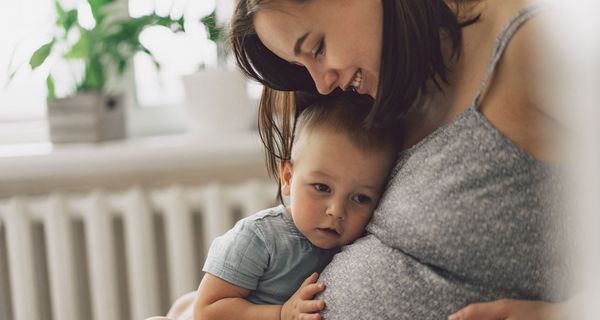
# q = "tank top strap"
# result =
<box><xmin>471</xmin><ymin>5</ymin><xmax>544</xmax><ymax>110</ymax></box>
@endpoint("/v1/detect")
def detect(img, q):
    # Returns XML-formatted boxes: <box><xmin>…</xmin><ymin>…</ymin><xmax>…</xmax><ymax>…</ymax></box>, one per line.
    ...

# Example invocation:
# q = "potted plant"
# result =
<box><xmin>182</xmin><ymin>10</ymin><xmax>254</xmax><ymax>135</ymax></box>
<box><xmin>15</xmin><ymin>0</ymin><xmax>217</xmax><ymax>143</ymax></box>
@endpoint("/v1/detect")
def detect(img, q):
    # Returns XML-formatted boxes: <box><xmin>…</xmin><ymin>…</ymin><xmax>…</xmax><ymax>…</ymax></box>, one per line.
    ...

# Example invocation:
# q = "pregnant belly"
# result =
<box><xmin>318</xmin><ymin>234</ymin><xmax>502</xmax><ymax>320</ymax></box>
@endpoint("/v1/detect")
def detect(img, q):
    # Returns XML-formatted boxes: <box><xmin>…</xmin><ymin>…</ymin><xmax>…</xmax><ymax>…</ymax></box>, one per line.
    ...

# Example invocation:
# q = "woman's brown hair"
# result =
<box><xmin>229</xmin><ymin>0</ymin><xmax>478</xmax><ymax>194</ymax></box>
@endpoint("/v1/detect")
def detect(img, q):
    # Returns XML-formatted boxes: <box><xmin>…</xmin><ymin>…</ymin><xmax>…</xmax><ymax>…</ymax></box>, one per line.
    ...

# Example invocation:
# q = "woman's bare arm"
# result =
<box><xmin>448</xmin><ymin>298</ymin><xmax>569</xmax><ymax>320</ymax></box>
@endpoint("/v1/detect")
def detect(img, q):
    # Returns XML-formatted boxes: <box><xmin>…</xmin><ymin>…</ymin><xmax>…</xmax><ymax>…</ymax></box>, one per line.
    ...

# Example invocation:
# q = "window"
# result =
<box><xmin>130</xmin><ymin>0</ymin><xmax>218</xmax><ymax>108</ymax></box>
<box><xmin>0</xmin><ymin>0</ymin><xmax>230</xmax><ymax>145</ymax></box>
<box><xmin>0</xmin><ymin>0</ymin><xmax>55</xmax><ymax>144</ymax></box>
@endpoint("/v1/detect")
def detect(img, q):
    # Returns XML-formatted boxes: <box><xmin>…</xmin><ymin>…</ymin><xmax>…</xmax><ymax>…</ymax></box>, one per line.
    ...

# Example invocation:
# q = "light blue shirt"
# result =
<box><xmin>203</xmin><ymin>205</ymin><xmax>337</xmax><ymax>304</ymax></box>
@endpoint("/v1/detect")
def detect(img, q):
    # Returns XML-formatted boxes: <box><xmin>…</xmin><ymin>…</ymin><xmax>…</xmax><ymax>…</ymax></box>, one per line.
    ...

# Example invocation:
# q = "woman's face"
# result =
<box><xmin>253</xmin><ymin>0</ymin><xmax>383</xmax><ymax>98</ymax></box>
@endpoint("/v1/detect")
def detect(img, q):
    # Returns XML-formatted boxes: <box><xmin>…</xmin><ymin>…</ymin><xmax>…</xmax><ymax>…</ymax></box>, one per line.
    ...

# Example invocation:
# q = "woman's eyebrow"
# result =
<box><xmin>294</xmin><ymin>32</ymin><xmax>310</xmax><ymax>56</ymax></box>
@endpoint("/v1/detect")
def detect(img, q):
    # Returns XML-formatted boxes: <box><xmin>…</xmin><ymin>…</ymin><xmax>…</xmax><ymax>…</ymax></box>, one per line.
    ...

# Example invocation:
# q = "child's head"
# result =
<box><xmin>278</xmin><ymin>93</ymin><xmax>397</xmax><ymax>249</ymax></box>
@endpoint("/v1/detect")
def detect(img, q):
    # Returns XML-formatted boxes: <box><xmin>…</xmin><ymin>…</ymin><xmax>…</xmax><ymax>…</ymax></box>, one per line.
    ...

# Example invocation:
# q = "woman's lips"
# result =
<box><xmin>344</xmin><ymin>69</ymin><xmax>362</xmax><ymax>92</ymax></box>
<box><xmin>356</xmin><ymin>71</ymin><xmax>368</xmax><ymax>95</ymax></box>
<box><xmin>344</xmin><ymin>69</ymin><xmax>370</xmax><ymax>95</ymax></box>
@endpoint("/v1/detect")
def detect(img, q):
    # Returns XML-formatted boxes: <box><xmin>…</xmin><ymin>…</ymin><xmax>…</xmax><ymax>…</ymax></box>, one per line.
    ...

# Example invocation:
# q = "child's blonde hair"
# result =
<box><xmin>268</xmin><ymin>92</ymin><xmax>399</xmax><ymax>203</ymax></box>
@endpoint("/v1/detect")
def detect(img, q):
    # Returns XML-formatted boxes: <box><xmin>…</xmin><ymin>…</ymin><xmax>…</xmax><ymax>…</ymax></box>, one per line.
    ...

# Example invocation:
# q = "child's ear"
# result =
<box><xmin>279</xmin><ymin>160</ymin><xmax>293</xmax><ymax>197</ymax></box>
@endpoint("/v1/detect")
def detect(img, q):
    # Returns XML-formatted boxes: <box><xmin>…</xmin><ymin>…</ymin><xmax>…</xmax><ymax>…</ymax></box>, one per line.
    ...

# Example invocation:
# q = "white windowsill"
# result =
<box><xmin>0</xmin><ymin>133</ymin><xmax>270</xmax><ymax>197</ymax></box>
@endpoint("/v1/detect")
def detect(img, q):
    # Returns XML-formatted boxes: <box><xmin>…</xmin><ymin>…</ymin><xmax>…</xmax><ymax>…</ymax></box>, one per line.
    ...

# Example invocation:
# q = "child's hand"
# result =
<box><xmin>281</xmin><ymin>272</ymin><xmax>326</xmax><ymax>320</ymax></box>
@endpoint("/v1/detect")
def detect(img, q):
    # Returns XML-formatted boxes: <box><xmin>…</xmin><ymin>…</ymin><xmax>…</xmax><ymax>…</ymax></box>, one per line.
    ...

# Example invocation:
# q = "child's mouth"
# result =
<box><xmin>317</xmin><ymin>227</ymin><xmax>340</xmax><ymax>237</ymax></box>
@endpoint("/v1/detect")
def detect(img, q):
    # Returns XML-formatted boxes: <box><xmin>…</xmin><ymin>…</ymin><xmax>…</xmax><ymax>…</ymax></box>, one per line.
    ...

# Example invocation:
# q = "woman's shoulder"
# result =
<box><xmin>477</xmin><ymin>0</ymin><xmax>540</xmax><ymax>25</ymax></box>
<box><xmin>479</xmin><ymin>0</ymin><xmax>547</xmax><ymax>108</ymax></box>
<box><xmin>470</xmin><ymin>0</ymin><xmax>561</xmax><ymax>162</ymax></box>
<box><xmin>496</xmin><ymin>1</ymin><xmax>547</xmax><ymax>72</ymax></box>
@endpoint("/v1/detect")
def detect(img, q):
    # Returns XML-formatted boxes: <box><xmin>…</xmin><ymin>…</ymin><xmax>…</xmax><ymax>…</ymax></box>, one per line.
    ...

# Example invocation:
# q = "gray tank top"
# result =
<box><xmin>319</xmin><ymin>6</ymin><xmax>568</xmax><ymax>319</ymax></box>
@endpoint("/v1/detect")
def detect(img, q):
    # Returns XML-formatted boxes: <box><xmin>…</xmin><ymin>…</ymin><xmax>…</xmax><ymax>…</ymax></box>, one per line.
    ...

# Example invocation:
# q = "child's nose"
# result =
<box><xmin>325</xmin><ymin>202</ymin><xmax>346</xmax><ymax>220</ymax></box>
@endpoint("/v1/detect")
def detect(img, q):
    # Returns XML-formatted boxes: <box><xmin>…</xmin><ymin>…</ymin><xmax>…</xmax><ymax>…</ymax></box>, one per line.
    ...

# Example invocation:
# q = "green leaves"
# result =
<box><xmin>29</xmin><ymin>40</ymin><xmax>55</xmax><ymax>69</ymax></box>
<box><xmin>79</xmin><ymin>58</ymin><xmax>105</xmax><ymax>91</ymax></box>
<box><xmin>64</xmin><ymin>32</ymin><xmax>90</xmax><ymax>59</ymax></box>
<box><xmin>15</xmin><ymin>0</ymin><xmax>221</xmax><ymax>100</ymax></box>
<box><xmin>87</xmin><ymin>0</ymin><xmax>113</xmax><ymax>23</ymax></box>
<box><xmin>201</xmin><ymin>10</ymin><xmax>223</xmax><ymax>43</ymax></box>
<box><xmin>55</xmin><ymin>0</ymin><xmax>78</xmax><ymax>32</ymax></box>
<box><xmin>46</xmin><ymin>75</ymin><xmax>56</xmax><ymax>101</ymax></box>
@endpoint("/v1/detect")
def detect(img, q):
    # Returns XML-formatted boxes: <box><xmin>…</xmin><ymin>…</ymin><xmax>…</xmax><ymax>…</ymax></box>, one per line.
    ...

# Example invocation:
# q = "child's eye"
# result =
<box><xmin>352</xmin><ymin>194</ymin><xmax>372</xmax><ymax>204</ymax></box>
<box><xmin>312</xmin><ymin>183</ymin><xmax>331</xmax><ymax>193</ymax></box>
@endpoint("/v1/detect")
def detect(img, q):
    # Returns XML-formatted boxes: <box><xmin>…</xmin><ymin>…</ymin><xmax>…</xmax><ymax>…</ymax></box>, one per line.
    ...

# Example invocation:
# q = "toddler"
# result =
<box><xmin>193</xmin><ymin>93</ymin><xmax>397</xmax><ymax>320</ymax></box>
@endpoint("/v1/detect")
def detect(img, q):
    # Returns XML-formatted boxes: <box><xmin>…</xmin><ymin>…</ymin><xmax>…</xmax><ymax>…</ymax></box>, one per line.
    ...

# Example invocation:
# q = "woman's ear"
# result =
<box><xmin>280</xmin><ymin>160</ymin><xmax>293</xmax><ymax>197</ymax></box>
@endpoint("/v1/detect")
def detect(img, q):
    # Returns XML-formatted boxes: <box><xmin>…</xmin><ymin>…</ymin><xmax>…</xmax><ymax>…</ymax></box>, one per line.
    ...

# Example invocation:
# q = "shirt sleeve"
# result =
<box><xmin>202</xmin><ymin>219</ymin><xmax>270</xmax><ymax>290</ymax></box>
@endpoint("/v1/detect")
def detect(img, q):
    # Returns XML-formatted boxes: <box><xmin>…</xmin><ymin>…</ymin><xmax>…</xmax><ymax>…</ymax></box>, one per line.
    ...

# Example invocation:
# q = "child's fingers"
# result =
<box><xmin>299</xmin><ymin>282</ymin><xmax>326</xmax><ymax>300</ymax></box>
<box><xmin>300</xmin><ymin>312</ymin><xmax>322</xmax><ymax>320</ymax></box>
<box><xmin>300</xmin><ymin>272</ymin><xmax>319</xmax><ymax>287</ymax></box>
<box><xmin>298</xmin><ymin>299</ymin><xmax>326</xmax><ymax>313</ymax></box>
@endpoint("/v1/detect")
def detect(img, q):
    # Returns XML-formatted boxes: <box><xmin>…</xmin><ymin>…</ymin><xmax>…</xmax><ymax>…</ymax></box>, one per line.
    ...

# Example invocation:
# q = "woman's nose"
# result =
<box><xmin>306</xmin><ymin>64</ymin><xmax>338</xmax><ymax>95</ymax></box>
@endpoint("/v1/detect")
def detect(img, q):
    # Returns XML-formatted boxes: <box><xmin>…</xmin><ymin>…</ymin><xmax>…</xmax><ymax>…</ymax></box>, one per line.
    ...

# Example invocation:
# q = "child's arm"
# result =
<box><xmin>194</xmin><ymin>272</ymin><xmax>326</xmax><ymax>320</ymax></box>
<box><xmin>193</xmin><ymin>273</ymin><xmax>280</xmax><ymax>320</ymax></box>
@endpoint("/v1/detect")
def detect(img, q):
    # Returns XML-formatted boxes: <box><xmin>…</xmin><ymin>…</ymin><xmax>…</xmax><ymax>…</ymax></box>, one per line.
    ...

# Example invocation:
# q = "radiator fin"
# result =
<box><xmin>0</xmin><ymin>181</ymin><xmax>276</xmax><ymax>320</ymax></box>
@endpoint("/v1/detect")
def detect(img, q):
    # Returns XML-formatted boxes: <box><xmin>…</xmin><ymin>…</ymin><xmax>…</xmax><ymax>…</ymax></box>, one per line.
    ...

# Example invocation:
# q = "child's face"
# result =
<box><xmin>280</xmin><ymin>126</ymin><xmax>395</xmax><ymax>249</ymax></box>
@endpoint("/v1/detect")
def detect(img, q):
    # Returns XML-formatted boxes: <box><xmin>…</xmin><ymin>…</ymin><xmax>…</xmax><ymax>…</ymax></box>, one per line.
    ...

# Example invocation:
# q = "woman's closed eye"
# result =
<box><xmin>312</xmin><ymin>183</ymin><xmax>331</xmax><ymax>193</ymax></box>
<box><xmin>313</xmin><ymin>37</ymin><xmax>325</xmax><ymax>58</ymax></box>
<box><xmin>351</xmin><ymin>194</ymin><xmax>372</xmax><ymax>204</ymax></box>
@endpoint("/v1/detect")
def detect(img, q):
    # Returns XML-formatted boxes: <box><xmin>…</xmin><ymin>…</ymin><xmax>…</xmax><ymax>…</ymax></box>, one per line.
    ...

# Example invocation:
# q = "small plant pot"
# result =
<box><xmin>47</xmin><ymin>92</ymin><xmax>126</xmax><ymax>144</ymax></box>
<box><xmin>182</xmin><ymin>68</ymin><xmax>253</xmax><ymax>135</ymax></box>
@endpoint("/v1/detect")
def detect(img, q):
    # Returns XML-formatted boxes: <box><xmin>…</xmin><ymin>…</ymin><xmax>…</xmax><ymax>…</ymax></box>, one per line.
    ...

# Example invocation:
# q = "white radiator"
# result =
<box><xmin>0</xmin><ymin>181</ymin><xmax>277</xmax><ymax>320</ymax></box>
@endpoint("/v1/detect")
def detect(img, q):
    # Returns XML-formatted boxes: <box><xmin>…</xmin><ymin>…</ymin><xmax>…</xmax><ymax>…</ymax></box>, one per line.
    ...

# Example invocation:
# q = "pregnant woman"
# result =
<box><xmin>229</xmin><ymin>0</ymin><xmax>571</xmax><ymax>319</ymax></box>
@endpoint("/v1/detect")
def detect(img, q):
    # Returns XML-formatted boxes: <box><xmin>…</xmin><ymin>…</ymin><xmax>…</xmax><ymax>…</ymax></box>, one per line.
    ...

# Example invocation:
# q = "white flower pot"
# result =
<box><xmin>182</xmin><ymin>68</ymin><xmax>253</xmax><ymax>135</ymax></box>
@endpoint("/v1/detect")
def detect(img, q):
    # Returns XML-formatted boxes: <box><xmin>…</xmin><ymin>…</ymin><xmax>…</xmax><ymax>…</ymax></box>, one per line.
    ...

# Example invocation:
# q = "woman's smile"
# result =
<box><xmin>253</xmin><ymin>0</ymin><xmax>383</xmax><ymax>98</ymax></box>
<box><xmin>344</xmin><ymin>69</ymin><xmax>362</xmax><ymax>92</ymax></box>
